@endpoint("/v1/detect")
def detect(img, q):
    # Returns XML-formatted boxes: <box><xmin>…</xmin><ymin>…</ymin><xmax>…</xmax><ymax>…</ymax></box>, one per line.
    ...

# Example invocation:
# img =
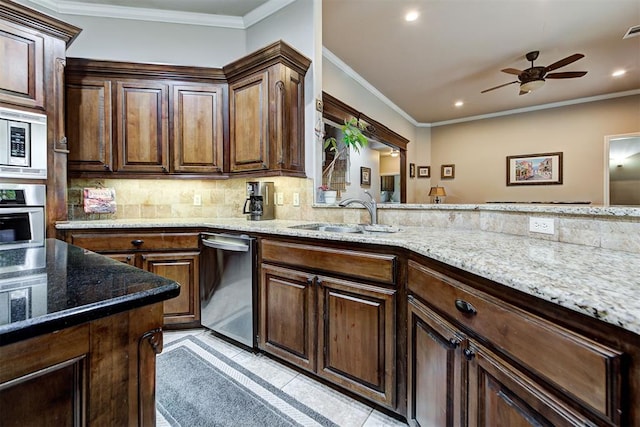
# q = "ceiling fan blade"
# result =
<box><xmin>545</xmin><ymin>53</ymin><xmax>584</xmax><ymax>72</ymax></box>
<box><xmin>501</xmin><ymin>68</ymin><xmax>522</xmax><ymax>75</ymax></box>
<box><xmin>519</xmin><ymin>90</ymin><xmax>529</xmax><ymax>96</ymax></box>
<box><xmin>546</xmin><ymin>71</ymin><xmax>588</xmax><ymax>79</ymax></box>
<box><xmin>481</xmin><ymin>80</ymin><xmax>519</xmax><ymax>93</ymax></box>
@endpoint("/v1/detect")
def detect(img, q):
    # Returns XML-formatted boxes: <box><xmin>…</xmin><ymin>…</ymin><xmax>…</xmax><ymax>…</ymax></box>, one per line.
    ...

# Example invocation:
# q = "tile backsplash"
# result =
<box><xmin>67</xmin><ymin>177</ymin><xmax>315</xmax><ymax>221</ymax></box>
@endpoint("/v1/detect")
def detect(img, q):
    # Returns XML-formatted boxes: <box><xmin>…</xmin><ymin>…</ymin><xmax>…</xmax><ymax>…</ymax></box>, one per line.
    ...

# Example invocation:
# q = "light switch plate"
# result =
<box><xmin>193</xmin><ymin>194</ymin><xmax>202</xmax><ymax>206</ymax></box>
<box><xmin>293</xmin><ymin>192</ymin><xmax>300</xmax><ymax>206</ymax></box>
<box><xmin>529</xmin><ymin>217</ymin><xmax>554</xmax><ymax>234</ymax></box>
<box><xmin>276</xmin><ymin>192</ymin><xmax>284</xmax><ymax>205</ymax></box>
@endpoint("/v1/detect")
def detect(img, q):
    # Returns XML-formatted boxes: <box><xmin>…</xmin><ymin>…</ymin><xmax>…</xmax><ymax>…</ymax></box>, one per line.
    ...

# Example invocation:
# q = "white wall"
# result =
<box><xmin>246</xmin><ymin>0</ymin><xmax>319</xmax><ymax>179</ymax></box>
<box><xmin>13</xmin><ymin>0</ymin><xmax>245</xmax><ymax>66</ymax></box>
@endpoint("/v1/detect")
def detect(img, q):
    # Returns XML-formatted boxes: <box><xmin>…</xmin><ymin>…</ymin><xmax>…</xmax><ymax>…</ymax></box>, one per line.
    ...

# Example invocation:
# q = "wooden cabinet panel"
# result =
<box><xmin>69</xmin><ymin>231</ymin><xmax>199</xmax><ymax>252</ymax></box>
<box><xmin>274</xmin><ymin>66</ymin><xmax>305</xmax><ymax>173</ymax></box>
<box><xmin>408</xmin><ymin>260</ymin><xmax>623</xmax><ymax>422</ymax></box>
<box><xmin>0</xmin><ymin>21</ymin><xmax>44</xmax><ymax>109</ymax></box>
<box><xmin>317</xmin><ymin>276</ymin><xmax>396</xmax><ymax>408</ymax></box>
<box><xmin>173</xmin><ymin>84</ymin><xmax>224</xmax><ymax>173</ymax></box>
<box><xmin>408</xmin><ymin>296</ymin><xmax>464</xmax><ymax>427</ymax></box>
<box><xmin>143</xmin><ymin>251</ymin><xmax>200</xmax><ymax>326</ymax></box>
<box><xmin>115</xmin><ymin>81</ymin><xmax>169</xmax><ymax>173</ymax></box>
<box><xmin>229</xmin><ymin>71</ymin><xmax>268</xmax><ymax>172</ymax></box>
<box><xmin>105</xmin><ymin>252</ymin><xmax>135</xmax><ymax>265</ymax></box>
<box><xmin>261</xmin><ymin>239</ymin><xmax>397</xmax><ymax>285</ymax></box>
<box><xmin>467</xmin><ymin>342</ymin><xmax>596</xmax><ymax>427</ymax></box>
<box><xmin>259</xmin><ymin>264</ymin><xmax>316</xmax><ymax>371</ymax></box>
<box><xmin>66</xmin><ymin>78</ymin><xmax>113</xmax><ymax>171</ymax></box>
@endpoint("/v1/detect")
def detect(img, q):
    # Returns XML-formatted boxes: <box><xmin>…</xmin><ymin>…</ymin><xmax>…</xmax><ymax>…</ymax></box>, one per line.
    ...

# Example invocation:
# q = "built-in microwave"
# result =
<box><xmin>0</xmin><ymin>107</ymin><xmax>47</xmax><ymax>179</ymax></box>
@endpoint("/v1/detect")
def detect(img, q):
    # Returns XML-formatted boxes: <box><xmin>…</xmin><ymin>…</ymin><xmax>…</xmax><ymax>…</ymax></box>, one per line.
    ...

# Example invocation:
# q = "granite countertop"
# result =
<box><xmin>0</xmin><ymin>239</ymin><xmax>180</xmax><ymax>346</ymax></box>
<box><xmin>56</xmin><ymin>218</ymin><xmax>640</xmax><ymax>336</ymax></box>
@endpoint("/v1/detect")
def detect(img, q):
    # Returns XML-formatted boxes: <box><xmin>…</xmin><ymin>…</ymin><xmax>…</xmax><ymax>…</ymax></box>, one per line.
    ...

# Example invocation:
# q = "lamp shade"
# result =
<box><xmin>428</xmin><ymin>186</ymin><xmax>447</xmax><ymax>197</ymax></box>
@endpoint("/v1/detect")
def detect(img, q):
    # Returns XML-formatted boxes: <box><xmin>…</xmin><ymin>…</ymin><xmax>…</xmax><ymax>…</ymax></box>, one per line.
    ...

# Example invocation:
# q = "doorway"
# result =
<box><xmin>604</xmin><ymin>132</ymin><xmax>640</xmax><ymax>205</ymax></box>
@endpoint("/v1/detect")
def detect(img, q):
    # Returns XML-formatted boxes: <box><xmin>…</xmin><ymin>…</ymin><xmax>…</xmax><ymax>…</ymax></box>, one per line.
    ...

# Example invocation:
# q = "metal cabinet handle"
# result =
<box><xmin>131</xmin><ymin>239</ymin><xmax>144</xmax><ymax>247</ymax></box>
<box><xmin>162</xmin><ymin>166</ymin><xmax>168</xmax><ymax>173</ymax></box>
<box><xmin>455</xmin><ymin>299</ymin><xmax>477</xmax><ymax>315</ymax></box>
<box><xmin>463</xmin><ymin>348</ymin><xmax>475</xmax><ymax>360</ymax></box>
<box><xmin>449</xmin><ymin>337</ymin><xmax>461</xmax><ymax>348</ymax></box>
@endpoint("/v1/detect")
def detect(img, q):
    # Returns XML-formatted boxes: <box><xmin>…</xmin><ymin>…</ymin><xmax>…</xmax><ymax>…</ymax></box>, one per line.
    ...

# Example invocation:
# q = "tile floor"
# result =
<box><xmin>159</xmin><ymin>328</ymin><xmax>408</xmax><ymax>427</ymax></box>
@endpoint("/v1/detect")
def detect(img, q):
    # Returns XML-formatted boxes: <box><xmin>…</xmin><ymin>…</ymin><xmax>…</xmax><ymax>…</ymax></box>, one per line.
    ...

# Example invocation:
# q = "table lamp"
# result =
<box><xmin>429</xmin><ymin>186</ymin><xmax>446</xmax><ymax>204</ymax></box>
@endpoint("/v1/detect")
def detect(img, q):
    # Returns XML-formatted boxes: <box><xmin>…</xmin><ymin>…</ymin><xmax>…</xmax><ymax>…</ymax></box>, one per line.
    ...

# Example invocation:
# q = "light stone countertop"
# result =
<box><xmin>56</xmin><ymin>218</ymin><xmax>640</xmax><ymax>336</ymax></box>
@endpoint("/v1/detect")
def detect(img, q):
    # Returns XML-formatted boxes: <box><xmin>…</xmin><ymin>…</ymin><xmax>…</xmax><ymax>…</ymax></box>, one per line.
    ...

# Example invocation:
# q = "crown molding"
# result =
<box><xmin>22</xmin><ymin>0</ymin><xmax>296</xmax><ymax>28</ymax></box>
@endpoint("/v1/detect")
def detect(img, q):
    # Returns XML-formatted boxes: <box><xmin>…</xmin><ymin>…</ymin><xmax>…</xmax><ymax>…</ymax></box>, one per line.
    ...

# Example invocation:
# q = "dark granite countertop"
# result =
<box><xmin>0</xmin><ymin>239</ymin><xmax>180</xmax><ymax>346</ymax></box>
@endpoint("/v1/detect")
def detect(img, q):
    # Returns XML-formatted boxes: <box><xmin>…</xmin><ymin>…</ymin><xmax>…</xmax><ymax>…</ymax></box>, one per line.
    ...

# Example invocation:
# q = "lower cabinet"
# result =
<box><xmin>0</xmin><ymin>303</ymin><xmax>163</xmax><ymax>426</ymax></box>
<box><xmin>259</xmin><ymin>239</ymin><xmax>398</xmax><ymax>409</ymax></box>
<box><xmin>63</xmin><ymin>230</ymin><xmax>201</xmax><ymax>328</ymax></box>
<box><xmin>407</xmin><ymin>260</ymin><xmax>625</xmax><ymax>427</ymax></box>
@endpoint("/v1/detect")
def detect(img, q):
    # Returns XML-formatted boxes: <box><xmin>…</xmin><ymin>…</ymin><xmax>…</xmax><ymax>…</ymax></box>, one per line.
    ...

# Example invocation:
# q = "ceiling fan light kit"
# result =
<box><xmin>482</xmin><ymin>50</ymin><xmax>587</xmax><ymax>95</ymax></box>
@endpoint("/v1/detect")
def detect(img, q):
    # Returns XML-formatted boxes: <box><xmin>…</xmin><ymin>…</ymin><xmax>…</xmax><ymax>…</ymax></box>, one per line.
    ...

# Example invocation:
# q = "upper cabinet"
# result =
<box><xmin>225</xmin><ymin>41</ymin><xmax>310</xmax><ymax>176</ymax></box>
<box><xmin>65</xmin><ymin>40</ymin><xmax>310</xmax><ymax>179</ymax></box>
<box><xmin>65</xmin><ymin>59</ymin><xmax>228</xmax><ymax>177</ymax></box>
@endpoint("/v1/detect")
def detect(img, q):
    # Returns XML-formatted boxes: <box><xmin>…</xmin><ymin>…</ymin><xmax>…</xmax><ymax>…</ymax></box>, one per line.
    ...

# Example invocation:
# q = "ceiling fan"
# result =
<box><xmin>481</xmin><ymin>51</ymin><xmax>587</xmax><ymax>96</ymax></box>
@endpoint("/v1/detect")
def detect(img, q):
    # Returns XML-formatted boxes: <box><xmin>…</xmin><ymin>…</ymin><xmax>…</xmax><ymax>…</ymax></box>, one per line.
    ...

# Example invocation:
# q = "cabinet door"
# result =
<box><xmin>172</xmin><ymin>84</ymin><xmax>225</xmax><ymax>174</ymax></box>
<box><xmin>407</xmin><ymin>296</ymin><xmax>465</xmax><ymax>427</ymax></box>
<box><xmin>467</xmin><ymin>341</ymin><xmax>598</xmax><ymax>427</ymax></box>
<box><xmin>229</xmin><ymin>71</ymin><xmax>269</xmax><ymax>172</ymax></box>
<box><xmin>115</xmin><ymin>81</ymin><xmax>169</xmax><ymax>173</ymax></box>
<box><xmin>272</xmin><ymin>64</ymin><xmax>305</xmax><ymax>175</ymax></box>
<box><xmin>0</xmin><ymin>21</ymin><xmax>44</xmax><ymax>109</ymax></box>
<box><xmin>142</xmin><ymin>251</ymin><xmax>200</xmax><ymax>326</ymax></box>
<box><xmin>317</xmin><ymin>276</ymin><xmax>396</xmax><ymax>408</ymax></box>
<box><xmin>259</xmin><ymin>264</ymin><xmax>317</xmax><ymax>372</ymax></box>
<box><xmin>66</xmin><ymin>78</ymin><xmax>113</xmax><ymax>172</ymax></box>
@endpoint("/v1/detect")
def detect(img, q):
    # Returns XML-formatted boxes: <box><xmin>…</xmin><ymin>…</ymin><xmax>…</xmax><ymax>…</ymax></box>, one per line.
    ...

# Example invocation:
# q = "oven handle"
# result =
<box><xmin>201</xmin><ymin>234</ymin><xmax>250</xmax><ymax>252</ymax></box>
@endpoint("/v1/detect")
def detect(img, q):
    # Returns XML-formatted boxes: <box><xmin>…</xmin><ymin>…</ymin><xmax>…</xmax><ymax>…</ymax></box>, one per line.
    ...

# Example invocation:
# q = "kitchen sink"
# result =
<box><xmin>289</xmin><ymin>223</ymin><xmax>400</xmax><ymax>234</ymax></box>
<box><xmin>289</xmin><ymin>223</ymin><xmax>364</xmax><ymax>233</ymax></box>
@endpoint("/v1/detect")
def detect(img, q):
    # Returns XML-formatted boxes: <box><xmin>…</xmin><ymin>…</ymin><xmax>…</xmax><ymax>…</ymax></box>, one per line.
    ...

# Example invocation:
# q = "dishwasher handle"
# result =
<box><xmin>201</xmin><ymin>234</ymin><xmax>251</xmax><ymax>252</ymax></box>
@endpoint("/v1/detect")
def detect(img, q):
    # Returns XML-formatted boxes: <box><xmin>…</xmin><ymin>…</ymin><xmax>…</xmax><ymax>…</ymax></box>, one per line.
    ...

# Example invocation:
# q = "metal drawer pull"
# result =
<box><xmin>449</xmin><ymin>337</ymin><xmax>461</xmax><ymax>348</ymax></box>
<box><xmin>455</xmin><ymin>299</ymin><xmax>477</xmax><ymax>315</ymax></box>
<box><xmin>131</xmin><ymin>239</ymin><xmax>144</xmax><ymax>246</ymax></box>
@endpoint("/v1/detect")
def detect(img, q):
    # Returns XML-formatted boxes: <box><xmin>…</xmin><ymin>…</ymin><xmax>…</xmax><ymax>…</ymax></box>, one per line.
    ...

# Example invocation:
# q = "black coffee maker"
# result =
<box><xmin>243</xmin><ymin>181</ymin><xmax>275</xmax><ymax>221</ymax></box>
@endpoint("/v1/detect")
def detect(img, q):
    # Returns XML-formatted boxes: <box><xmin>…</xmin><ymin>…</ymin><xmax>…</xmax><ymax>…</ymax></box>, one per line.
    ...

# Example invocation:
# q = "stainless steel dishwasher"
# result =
<box><xmin>200</xmin><ymin>232</ymin><xmax>256</xmax><ymax>348</ymax></box>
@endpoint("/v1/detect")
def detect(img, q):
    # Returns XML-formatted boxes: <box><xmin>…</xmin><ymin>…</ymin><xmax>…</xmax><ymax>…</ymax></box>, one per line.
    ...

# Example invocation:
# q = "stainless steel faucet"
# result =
<box><xmin>338</xmin><ymin>190</ymin><xmax>378</xmax><ymax>225</ymax></box>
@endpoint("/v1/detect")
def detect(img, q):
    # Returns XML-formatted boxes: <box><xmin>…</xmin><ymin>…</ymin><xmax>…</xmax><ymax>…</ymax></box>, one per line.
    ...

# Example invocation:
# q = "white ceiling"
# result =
<box><xmin>28</xmin><ymin>0</ymin><xmax>640</xmax><ymax>125</ymax></box>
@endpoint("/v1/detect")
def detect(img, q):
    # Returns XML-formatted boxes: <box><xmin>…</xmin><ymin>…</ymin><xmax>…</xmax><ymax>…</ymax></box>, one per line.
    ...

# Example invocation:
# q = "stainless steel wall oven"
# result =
<box><xmin>0</xmin><ymin>183</ymin><xmax>45</xmax><ymax>250</ymax></box>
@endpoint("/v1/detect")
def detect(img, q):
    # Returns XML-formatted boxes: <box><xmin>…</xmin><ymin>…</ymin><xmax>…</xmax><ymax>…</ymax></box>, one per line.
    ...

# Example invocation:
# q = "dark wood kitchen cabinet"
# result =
<box><xmin>63</xmin><ymin>229</ymin><xmax>201</xmax><ymax>327</ymax></box>
<box><xmin>260</xmin><ymin>239</ymin><xmax>397</xmax><ymax>409</ymax></box>
<box><xmin>65</xmin><ymin>58</ymin><xmax>227</xmax><ymax>177</ymax></box>
<box><xmin>407</xmin><ymin>260</ymin><xmax>625</xmax><ymax>427</ymax></box>
<box><xmin>225</xmin><ymin>40</ymin><xmax>310</xmax><ymax>176</ymax></box>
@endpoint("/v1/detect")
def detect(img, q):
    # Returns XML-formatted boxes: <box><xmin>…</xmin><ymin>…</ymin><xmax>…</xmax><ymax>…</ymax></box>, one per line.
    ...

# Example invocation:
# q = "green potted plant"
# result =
<box><xmin>322</xmin><ymin>117</ymin><xmax>368</xmax><ymax>202</ymax></box>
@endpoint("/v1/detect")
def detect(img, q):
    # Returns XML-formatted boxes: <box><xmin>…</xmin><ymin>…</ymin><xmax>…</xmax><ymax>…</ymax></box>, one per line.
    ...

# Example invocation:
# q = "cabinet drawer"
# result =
<box><xmin>408</xmin><ymin>260</ymin><xmax>623</xmax><ymax>422</ymax></box>
<box><xmin>261</xmin><ymin>239</ymin><xmax>396</xmax><ymax>285</ymax></box>
<box><xmin>69</xmin><ymin>232</ymin><xmax>200</xmax><ymax>252</ymax></box>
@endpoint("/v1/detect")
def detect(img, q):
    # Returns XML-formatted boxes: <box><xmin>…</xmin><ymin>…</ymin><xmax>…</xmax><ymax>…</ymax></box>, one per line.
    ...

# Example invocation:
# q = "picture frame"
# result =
<box><xmin>506</xmin><ymin>152</ymin><xmax>563</xmax><ymax>186</ymax></box>
<box><xmin>417</xmin><ymin>166</ymin><xmax>431</xmax><ymax>178</ymax></box>
<box><xmin>360</xmin><ymin>166</ymin><xmax>371</xmax><ymax>186</ymax></box>
<box><xmin>409</xmin><ymin>163</ymin><xmax>416</xmax><ymax>178</ymax></box>
<box><xmin>441</xmin><ymin>164</ymin><xmax>455</xmax><ymax>179</ymax></box>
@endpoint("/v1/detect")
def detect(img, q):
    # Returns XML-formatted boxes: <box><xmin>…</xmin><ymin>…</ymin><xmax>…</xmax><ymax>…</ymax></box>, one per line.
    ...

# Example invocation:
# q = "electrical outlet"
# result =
<box><xmin>193</xmin><ymin>194</ymin><xmax>202</xmax><ymax>206</ymax></box>
<box><xmin>315</xmin><ymin>99</ymin><xmax>323</xmax><ymax>112</ymax></box>
<box><xmin>529</xmin><ymin>217</ymin><xmax>554</xmax><ymax>234</ymax></box>
<box><xmin>293</xmin><ymin>192</ymin><xmax>300</xmax><ymax>206</ymax></box>
<box><xmin>276</xmin><ymin>192</ymin><xmax>284</xmax><ymax>205</ymax></box>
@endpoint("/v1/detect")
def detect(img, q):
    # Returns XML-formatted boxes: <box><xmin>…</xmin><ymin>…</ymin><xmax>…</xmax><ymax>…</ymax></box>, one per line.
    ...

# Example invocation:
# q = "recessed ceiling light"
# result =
<box><xmin>454</xmin><ymin>101</ymin><xmax>464</xmax><ymax>107</ymax></box>
<box><xmin>612</xmin><ymin>69</ymin><xmax>626</xmax><ymax>77</ymax></box>
<box><xmin>405</xmin><ymin>11</ymin><xmax>419</xmax><ymax>22</ymax></box>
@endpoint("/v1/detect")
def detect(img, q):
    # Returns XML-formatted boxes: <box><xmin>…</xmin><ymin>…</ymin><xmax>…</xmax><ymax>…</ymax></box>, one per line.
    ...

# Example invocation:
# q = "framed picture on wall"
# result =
<box><xmin>417</xmin><ymin>166</ymin><xmax>430</xmax><ymax>178</ymax></box>
<box><xmin>409</xmin><ymin>163</ymin><xmax>416</xmax><ymax>178</ymax></box>
<box><xmin>441</xmin><ymin>164</ymin><xmax>455</xmax><ymax>179</ymax></box>
<box><xmin>506</xmin><ymin>152</ymin><xmax>563</xmax><ymax>186</ymax></box>
<box><xmin>360</xmin><ymin>166</ymin><xmax>371</xmax><ymax>186</ymax></box>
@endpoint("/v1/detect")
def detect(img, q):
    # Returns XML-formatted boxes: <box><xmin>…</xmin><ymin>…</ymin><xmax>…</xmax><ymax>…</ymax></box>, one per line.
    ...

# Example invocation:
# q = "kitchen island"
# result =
<box><xmin>0</xmin><ymin>239</ymin><xmax>180</xmax><ymax>426</ymax></box>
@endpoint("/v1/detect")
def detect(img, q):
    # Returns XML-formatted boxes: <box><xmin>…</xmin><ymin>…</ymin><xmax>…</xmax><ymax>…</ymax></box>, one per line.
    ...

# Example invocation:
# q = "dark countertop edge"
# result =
<box><xmin>0</xmin><ymin>283</ymin><xmax>179</xmax><ymax>347</ymax></box>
